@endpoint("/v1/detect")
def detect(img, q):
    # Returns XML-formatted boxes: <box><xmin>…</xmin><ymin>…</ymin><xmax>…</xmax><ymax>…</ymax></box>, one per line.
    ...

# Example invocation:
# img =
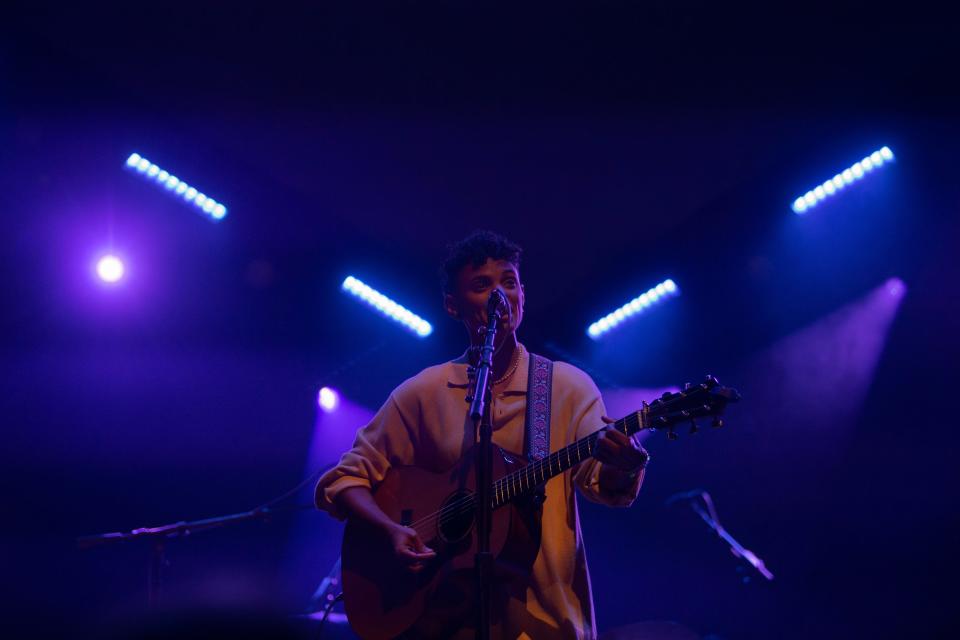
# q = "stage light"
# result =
<box><xmin>587</xmin><ymin>278</ymin><xmax>679</xmax><ymax>340</ymax></box>
<box><xmin>96</xmin><ymin>255</ymin><xmax>124</xmax><ymax>283</ymax></box>
<box><xmin>885</xmin><ymin>277</ymin><xmax>906</xmax><ymax>298</ymax></box>
<box><xmin>342</xmin><ymin>276</ymin><xmax>433</xmax><ymax>337</ymax></box>
<box><xmin>318</xmin><ymin>387</ymin><xmax>339</xmax><ymax>412</ymax></box>
<box><xmin>792</xmin><ymin>146</ymin><xmax>895</xmax><ymax>214</ymax></box>
<box><xmin>124</xmin><ymin>152</ymin><xmax>228</xmax><ymax>222</ymax></box>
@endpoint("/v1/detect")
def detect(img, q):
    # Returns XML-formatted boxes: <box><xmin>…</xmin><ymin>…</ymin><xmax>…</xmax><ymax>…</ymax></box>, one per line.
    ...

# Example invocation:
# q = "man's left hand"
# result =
<box><xmin>593</xmin><ymin>415</ymin><xmax>649</xmax><ymax>472</ymax></box>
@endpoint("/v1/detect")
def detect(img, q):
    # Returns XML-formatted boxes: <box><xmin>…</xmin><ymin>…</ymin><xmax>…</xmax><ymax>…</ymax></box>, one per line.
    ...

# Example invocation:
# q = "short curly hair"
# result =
<box><xmin>440</xmin><ymin>230</ymin><xmax>523</xmax><ymax>294</ymax></box>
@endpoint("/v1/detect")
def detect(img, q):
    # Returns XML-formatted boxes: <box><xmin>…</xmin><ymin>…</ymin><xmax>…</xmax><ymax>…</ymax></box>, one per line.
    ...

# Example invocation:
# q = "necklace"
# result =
<box><xmin>493</xmin><ymin>345</ymin><xmax>523</xmax><ymax>386</ymax></box>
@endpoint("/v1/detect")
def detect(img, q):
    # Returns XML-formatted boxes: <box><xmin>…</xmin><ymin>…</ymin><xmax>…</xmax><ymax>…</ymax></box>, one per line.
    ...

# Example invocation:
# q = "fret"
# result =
<box><xmin>493</xmin><ymin>416</ymin><xmax>640</xmax><ymax>508</ymax></box>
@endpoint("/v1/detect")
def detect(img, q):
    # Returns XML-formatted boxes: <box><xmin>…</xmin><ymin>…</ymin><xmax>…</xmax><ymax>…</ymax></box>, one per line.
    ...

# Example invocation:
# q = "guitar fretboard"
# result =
<box><xmin>491</xmin><ymin>409</ymin><xmax>646</xmax><ymax>508</ymax></box>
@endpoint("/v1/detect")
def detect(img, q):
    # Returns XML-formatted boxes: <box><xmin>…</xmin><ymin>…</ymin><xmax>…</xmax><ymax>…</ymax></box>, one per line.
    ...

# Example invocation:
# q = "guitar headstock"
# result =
<box><xmin>643</xmin><ymin>376</ymin><xmax>740</xmax><ymax>440</ymax></box>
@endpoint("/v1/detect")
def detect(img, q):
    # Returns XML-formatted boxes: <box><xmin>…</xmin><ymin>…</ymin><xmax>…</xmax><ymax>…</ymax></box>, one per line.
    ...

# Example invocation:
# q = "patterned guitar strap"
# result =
<box><xmin>524</xmin><ymin>352</ymin><xmax>553</xmax><ymax>466</ymax></box>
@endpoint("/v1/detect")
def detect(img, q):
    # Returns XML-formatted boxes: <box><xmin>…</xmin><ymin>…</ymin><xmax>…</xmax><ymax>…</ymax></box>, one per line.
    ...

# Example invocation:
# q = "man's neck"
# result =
<box><xmin>491</xmin><ymin>335</ymin><xmax>520</xmax><ymax>381</ymax></box>
<box><xmin>468</xmin><ymin>333</ymin><xmax>520</xmax><ymax>381</ymax></box>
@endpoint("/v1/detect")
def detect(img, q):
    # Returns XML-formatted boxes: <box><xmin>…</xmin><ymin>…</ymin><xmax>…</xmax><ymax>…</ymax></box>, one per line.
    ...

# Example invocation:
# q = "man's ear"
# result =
<box><xmin>444</xmin><ymin>292</ymin><xmax>460</xmax><ymax>320</ymax></box>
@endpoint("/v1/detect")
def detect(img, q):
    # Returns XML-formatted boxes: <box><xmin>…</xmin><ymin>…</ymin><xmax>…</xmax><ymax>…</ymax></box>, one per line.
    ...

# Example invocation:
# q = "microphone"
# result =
<box><xmin>486</xmin><ymin>289</ymin><xmax>508</xmax><ymax>321</ymax></box>
<box><xmin>665</xmin><ymin>488</ymin><xmax>705</xmax><ymax>505</ymax></box>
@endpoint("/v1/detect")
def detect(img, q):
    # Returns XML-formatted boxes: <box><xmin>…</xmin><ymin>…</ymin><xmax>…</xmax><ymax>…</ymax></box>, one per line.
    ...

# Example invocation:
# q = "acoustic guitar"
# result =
<box><xmin>341</xmin><ymin>376</ymin><xmax>740</xmax><ymax>639</ymax></box>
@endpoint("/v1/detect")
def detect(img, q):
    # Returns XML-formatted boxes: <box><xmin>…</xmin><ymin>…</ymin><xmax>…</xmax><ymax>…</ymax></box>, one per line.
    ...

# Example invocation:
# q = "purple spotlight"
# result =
<box><xmin>885</xmin><ymin>277</ymin><xmax>906</xmax><ymax>298</ymax></box>
<box><xmin>318</xmin><ymin>387</ymin><xmax>339</xmax><ymax>412</ymax></box>
<box><xmin>96</xmin><ymin>255</ymin><xmax>124</xmax><ymax>283</ymax></box>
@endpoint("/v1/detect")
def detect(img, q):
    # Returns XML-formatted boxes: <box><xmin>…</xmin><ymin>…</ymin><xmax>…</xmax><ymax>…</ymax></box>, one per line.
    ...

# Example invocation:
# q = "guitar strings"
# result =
<box><xmin>405</xmin><ymin>414</ymin><xmax>654</xmax><ymax>535</ymax></box>
<box><xmin>406</xmin><ymin>459</ymin><xmax>556</xmax><ymax>536</ymax></box>
<box><xmin>407</xmin><ymin>438</ymin><xmax>594</xmax><ymax>533</ymax></box>
<box><xmin>404</xmin><ymin>435</ymin><xmax>603</xmax><ymax>536</ymax></box>
<box><xmin>404</xmin><ymin>401</ymin><xmax>704</xmax><ymax>537</ymax></box>
<box><xmin>411</xmin><ymin>394</ymin><xmax>709</xmax><ymax>537</ymax></box>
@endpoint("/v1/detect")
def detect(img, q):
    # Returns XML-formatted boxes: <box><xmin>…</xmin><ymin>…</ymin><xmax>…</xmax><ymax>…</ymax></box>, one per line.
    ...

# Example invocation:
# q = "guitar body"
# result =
<box><xmin>340</xmin><ymin>376</ymin><xmax>740</xmax><ymax>639</ymax></box>
<box><xmin>341</xmin><ymin>446</ymin><xmax>542</xmax><ymax>640</ymax></box>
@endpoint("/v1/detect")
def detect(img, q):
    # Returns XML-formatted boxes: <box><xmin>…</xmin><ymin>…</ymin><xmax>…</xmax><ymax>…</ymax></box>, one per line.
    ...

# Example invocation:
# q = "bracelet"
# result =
<box><xmin>627</xmin><ymin>449</ymin><xmax>650</xmax><ymax>477</ymax></box>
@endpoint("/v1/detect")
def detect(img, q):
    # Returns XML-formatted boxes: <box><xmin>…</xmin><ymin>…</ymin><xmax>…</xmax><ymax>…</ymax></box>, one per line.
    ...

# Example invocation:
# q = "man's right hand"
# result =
<box><xmin>336</xmin><ymin>487</ymin><xmax>437</xmax><ymax>572</ymax></box>
<box><xmin>388</xmin><ymin>524</ymin><xmax>437</xmax><ymax>573</ymax></box>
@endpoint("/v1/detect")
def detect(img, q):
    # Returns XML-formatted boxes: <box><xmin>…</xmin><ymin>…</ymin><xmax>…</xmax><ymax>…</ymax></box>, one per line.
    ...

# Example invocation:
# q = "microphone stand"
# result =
<box><xmin>466</xmin><ymin>292</ymin><xmax>503</xmax><ymax>640</ymax></box>
<box><xmin>77</xmin><ymin>503</ymin><xmax>312</xmax><ymax>609</ymax></box>
<box><xmin>672</xmin><ymin>491</ymin><xmax>774</xmax><ymax>582</ymax></box>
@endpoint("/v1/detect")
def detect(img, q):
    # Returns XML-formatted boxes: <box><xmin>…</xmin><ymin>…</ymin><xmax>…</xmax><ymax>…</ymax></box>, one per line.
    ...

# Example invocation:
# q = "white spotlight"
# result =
<box><xmin>318</xmin><ymin>387</ymin><xmax>339</xmax><ymax>412</ymax></box>
<box><xmin>96</xmin><ymin>255</ymin><xmax>124</xmax><ymax>283</ymax></box>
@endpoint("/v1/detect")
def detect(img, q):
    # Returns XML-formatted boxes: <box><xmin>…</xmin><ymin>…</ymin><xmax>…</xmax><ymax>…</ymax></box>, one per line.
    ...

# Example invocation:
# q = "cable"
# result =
<box><xmin>316</xmin><ymin>592</ymin><xmax>344</xmax><ymax>639</ymax></box>
<box><xmin>251</xmin><ymin>461</ymin><xmax>339</xmax><ymax>514</ymax></box>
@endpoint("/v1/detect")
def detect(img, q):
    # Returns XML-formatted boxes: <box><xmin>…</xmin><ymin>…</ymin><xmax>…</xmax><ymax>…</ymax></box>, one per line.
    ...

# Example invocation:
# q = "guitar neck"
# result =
<box><xmin>492</xmin><ymin>409</ymin><xmax>646</xmax><ymax>508</ymax></box>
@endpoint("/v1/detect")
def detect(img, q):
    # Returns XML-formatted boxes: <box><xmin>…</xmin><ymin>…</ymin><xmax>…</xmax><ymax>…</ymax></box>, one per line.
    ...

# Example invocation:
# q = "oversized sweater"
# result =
<box><xmin>315</xmin><ymin>344</ymin><xmax>643</xmax><ymax>639</ymax></box>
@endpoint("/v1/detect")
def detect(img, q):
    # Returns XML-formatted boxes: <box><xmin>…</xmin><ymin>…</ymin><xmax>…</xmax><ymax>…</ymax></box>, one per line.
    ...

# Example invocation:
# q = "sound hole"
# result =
<box><xmin>437</xmin><ymin>490</ymin><xmax>475</xmax><ymax>543</ymax></box>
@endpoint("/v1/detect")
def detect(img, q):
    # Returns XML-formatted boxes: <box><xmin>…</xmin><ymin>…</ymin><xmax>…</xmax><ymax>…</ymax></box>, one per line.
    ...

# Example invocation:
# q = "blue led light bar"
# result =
<box><xmin>587</xmin><ymin>278</ymin><xmax>679</xmax><ymax>340</ymax></box>
<box><xmin>124</xmin><ymin>152</ymin><xmax>228</xmax><ymax>221</ymax></box>
<box><xmin>792</xmin><ymin>146</ymin><xmax>894</xmax><ymax>214</ymax></box>
<box><xmin>342</xmin><ymin>276</ymin><xmax>433</xmax><ymax>337</ymax></box>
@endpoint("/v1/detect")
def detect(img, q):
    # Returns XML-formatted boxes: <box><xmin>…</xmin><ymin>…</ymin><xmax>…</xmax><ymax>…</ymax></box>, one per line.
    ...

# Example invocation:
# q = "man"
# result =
<box><xmin>316</xmin><ymin>230</ymin><xmax>649</xmax><ymax>639</ymax></box>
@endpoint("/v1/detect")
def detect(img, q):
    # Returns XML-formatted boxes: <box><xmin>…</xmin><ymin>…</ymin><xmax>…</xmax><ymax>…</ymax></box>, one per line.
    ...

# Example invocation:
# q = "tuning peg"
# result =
<box><xmin>683</xmin><ymin>382</ymin><xmax>693</xmax><ymax>391</ymax></box>
<box><xmin>705</xmin><ymin>375</ymin><xmax>718</xmax><ymax>386</ymax></box>
<box><xmin>712</xmin><ymin>416</ymin><xmax>724</xmax><ymax>428</ymax></box>
<box><xmin>666</xmin><ymin>429</ymin><xmax>678</xmax><ymax>441</ymax></box>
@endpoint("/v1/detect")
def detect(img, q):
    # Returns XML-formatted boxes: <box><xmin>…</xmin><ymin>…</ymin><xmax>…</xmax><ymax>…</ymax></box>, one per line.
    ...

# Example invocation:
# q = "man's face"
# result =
<box><xmin>446</xmin><ymin>258</ymin><xmax>524</xmax><ymax>342</ymax></box>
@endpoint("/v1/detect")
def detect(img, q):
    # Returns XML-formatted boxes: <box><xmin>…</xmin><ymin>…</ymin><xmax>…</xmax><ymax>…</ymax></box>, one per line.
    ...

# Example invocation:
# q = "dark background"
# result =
<box><xmin>2</xmin><ymin>2</ymin><xmax>958</xmax><ymax>638</ymax></box>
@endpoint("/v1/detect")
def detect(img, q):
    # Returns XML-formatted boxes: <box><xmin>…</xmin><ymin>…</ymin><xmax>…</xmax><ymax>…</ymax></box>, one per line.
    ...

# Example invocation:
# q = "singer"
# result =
<box><xmin>315</xmin><ymin>230</ymin><xmax>649</xmax><ymax>639</ymax></box>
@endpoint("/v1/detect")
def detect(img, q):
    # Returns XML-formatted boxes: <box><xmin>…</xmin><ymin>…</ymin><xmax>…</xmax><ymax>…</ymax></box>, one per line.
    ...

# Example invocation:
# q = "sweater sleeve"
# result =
<box><xmin>567</xmin><ymin>371</ymin><xmax>643</xmax><ymax>507</ymax></box>
<box><xmin>314</xmin><ymin>388</ymin><xmax>418</xmax><ymax>520</ymax></box>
